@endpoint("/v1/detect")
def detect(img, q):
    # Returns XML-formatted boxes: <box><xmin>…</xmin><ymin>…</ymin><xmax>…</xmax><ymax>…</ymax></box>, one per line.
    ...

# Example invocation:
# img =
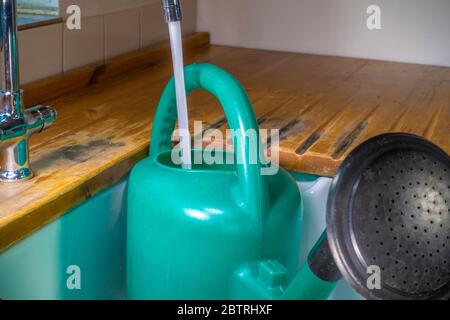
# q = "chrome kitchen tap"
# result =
<box><xmin>0</xmin><ymin>0</ymin><xmax>56</xmax><ymax>182</ymax></box>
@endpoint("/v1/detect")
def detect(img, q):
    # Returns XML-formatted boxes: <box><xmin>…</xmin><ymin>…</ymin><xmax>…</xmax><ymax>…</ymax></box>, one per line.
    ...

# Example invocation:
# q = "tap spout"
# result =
<box><xmin>161</xmin><ymin>0</ymin><xmax>183</xmax><ymax>23</ymax></box>
<box><xmin>0</xmin><ymin>0</ymin><xmax>57</xmax><ymax>182</ymax></box>
<box><xmin>0</xmin><ymin>0</ymin><xmax>21</xmax><ymax>115</ymax></box>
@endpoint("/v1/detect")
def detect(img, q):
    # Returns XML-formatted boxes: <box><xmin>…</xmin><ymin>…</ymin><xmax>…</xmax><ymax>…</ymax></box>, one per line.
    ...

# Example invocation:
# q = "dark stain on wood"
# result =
<box><xmin>60</xmin><ymin>140</ymin><xmax>126</xmax><ymax>163</ymax></box>
<box><xmin>35</xmin><ymin>139</ymin><xmax>126</xmax><ymax>168</ymax></box>
<box><xmin>332</xmin><ymin>121</ymin><xmax>368</xmax><ymax>159</ymax></box>
<box><xmin>82</xmin><ymin>183</ymin><xmax>93</xmax><ymax>200</ymax></box>
<box><xmin>257</xmin><ymin>117</ymin><xmax>268</xmax><ymax>125</ymax></box>
<box><xmin>89</xmin><ymin>64</ymin><xmax>108</xmax><ymax>85</ymax></box>
<box><xmin>279</xmin><ymin>119</ymin><xmax>302</xmax><ymax>140</ymax></box>
<box><xmin>266</xmin><ymin>119</ymin><xmax>302</xmax><ymax>149</ymax></box>
<box><xmin>296</xmin><ymin>130</ymin><xmax>322</xmax><ymax>155</ymax></box>
<box><xmin>209</xmin><ymin>117</ymin><xmax>227</xmax><ymax>129</ymax></box>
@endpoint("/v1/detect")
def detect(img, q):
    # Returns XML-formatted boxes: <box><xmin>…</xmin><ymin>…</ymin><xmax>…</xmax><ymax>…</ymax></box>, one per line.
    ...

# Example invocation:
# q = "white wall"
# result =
<box><xmin>197</xmin><ymin>0</ymin><xmax>450</xmax><ymax>67</ymax></box>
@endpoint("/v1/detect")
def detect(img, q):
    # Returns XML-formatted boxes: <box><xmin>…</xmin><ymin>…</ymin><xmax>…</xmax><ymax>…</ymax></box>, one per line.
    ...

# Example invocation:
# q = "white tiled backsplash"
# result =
<box><xmin>17</xmin><ymin>0</ymin><xmax>197</xmax><ymax>84</ymax></box>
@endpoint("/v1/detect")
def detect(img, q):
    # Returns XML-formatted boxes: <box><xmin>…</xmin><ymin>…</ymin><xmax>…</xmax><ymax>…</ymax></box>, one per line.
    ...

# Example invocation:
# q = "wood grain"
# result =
<box><xmin>1</xmin><ymin>32</ymin><xmax>450</xmax><ymax>252</ymax></box>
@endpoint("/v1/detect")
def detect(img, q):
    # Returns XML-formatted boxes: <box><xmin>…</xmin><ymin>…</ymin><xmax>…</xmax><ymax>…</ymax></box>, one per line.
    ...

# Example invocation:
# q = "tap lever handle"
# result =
<box><xmin>24</xmin><ymin>105</ymin><xmax>57</xmax><ymax>135</ymax></box>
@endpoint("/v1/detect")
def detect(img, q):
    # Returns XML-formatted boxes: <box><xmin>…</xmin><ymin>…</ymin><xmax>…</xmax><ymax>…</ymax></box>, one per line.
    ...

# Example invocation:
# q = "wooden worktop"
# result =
<box><xmin>1</xmin><ymin>32</ymin><xmax>450</xmax><ymax>251</ymax></box>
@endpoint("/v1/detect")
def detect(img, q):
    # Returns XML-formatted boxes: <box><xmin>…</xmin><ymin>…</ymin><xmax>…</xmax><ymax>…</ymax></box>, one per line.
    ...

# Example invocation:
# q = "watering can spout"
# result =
<box><xmin>230</xmin><ymin>232</ymin><xmax>340</xmax><ymax>300</ymax></box>
<box><xmin>281</xmin><ymin>232</ymin><xmax>340</xmax><ymax>300</ymax></box>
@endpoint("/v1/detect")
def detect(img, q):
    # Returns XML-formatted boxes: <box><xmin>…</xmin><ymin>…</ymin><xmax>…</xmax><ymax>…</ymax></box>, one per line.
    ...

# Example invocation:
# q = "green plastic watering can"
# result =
<box><xmin>126</xmin><ymin>63</ymin><xmax>338</xmax><ymax>300</ymax></box>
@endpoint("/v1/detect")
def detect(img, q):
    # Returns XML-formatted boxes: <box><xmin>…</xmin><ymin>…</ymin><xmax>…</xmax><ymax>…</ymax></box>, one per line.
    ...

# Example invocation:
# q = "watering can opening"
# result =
<box><xmin>127</xmin><ymin>63</ymin><xmax>302</xmax><ymax>300</ymax></box>
<box><xmin>156</xmin><ymin>149</ymin><xmax>238</xmax><ymax>173</ymax></box>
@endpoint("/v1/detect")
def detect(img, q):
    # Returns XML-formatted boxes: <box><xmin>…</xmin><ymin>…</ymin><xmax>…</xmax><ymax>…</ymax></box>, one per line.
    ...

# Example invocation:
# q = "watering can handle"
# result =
<box><xmin>150</xmin><ymin>63</ymin><xmax>266</xmax><ymax>221</ymax></box>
